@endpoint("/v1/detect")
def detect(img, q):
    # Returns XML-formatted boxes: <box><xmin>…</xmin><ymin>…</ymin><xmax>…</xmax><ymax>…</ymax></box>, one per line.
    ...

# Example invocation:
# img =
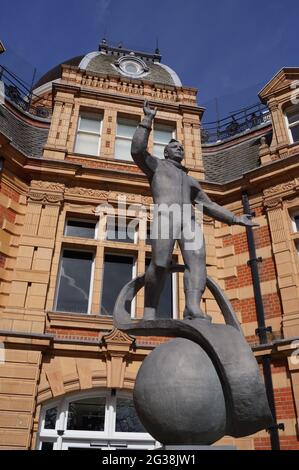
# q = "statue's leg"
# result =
<box><xmin>179</xmin><ymin>222</ymin><xmax>209</xmax><ymax>320</ymax></box>
<box><xmin>144</xmin><ymin>237</ymin><xmax>176</xmax><ymax>320</ymax></box>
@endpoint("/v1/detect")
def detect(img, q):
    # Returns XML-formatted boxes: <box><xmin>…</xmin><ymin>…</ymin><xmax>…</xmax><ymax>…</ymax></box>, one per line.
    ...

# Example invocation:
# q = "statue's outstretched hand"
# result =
<box><xmin>235</xmin><ymin>214</ymin><xmax>259</xmax><ymax>228</ymax></box>
<box><xmin>143</xmin><ymin>100</ymin><xmax>157</xmax><ymax>120</ymax></box>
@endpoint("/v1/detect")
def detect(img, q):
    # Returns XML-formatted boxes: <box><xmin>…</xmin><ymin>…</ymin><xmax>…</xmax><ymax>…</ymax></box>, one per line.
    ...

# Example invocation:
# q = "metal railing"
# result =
<box><xmin>201</xmin><ymin>103</ymin><xmax>271</xmax><ymax>144</ymax></box>
<box><xmin>0</xmin><ymin>65</ymin><xmax>51</xmax><ymax>118</ymax></box>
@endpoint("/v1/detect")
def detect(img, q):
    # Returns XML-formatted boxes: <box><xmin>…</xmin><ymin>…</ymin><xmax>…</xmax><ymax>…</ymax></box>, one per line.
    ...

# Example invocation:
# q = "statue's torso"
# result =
<box><xmin>150</xmin><ymin>160</ymin><xmax>193</xmax><ymax>206</ymax></box>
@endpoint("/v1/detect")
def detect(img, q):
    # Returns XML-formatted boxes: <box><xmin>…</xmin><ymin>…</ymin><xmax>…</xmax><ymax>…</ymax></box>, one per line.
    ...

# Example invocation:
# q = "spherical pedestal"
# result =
<box><xmin>133</xmin><ymin>337</ymin><xmax>227</xmax><ymax>445</ymax></box>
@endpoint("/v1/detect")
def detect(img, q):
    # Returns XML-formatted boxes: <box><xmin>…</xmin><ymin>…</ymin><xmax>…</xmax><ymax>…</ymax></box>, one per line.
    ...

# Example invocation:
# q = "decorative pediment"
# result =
<box><xmin>102</xmin><ymin>327</ymin><xmax>135</xmax><ymax>347</ymax></box>
<box><xmin>259</xmin><ymin>67</ymin><xmax>299</xmax><ymax>103</ymax></box>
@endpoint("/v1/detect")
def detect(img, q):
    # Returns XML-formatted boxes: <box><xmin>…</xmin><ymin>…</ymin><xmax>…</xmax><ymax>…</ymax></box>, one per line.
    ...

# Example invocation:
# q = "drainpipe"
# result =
<box><xmin>241</xmin><ymin>191</ymin><xmax>283</xmax><ymax>450</ymax></box>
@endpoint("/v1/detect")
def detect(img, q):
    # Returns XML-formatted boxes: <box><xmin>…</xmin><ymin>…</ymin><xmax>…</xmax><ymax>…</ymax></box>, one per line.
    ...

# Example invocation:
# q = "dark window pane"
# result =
<box><xmin>41</xmin><ymin>441</ymin><xmax>54</xmax><ymax>450</ymax></box>
<box><xmin>101</xmin><ymin>255</ymin><xmax>133</xmax><ymax>316</ymax></box>
<box><xmin>146</xmin><ymin>258</ymin><xmax>173</xmax><ymax>318</ymax></box>
<box><xmin>67</xmin><ymin>397</ymin><xmax>106</xmax><ymax>431</ymax></box>
<box><xmin>44</xmin><ymin>406</ymin><xmax>57</xmax><ymax>429</ymax></box>
<box><xmin>287</xmin><ymin>108</ymin><xmax>299</xmax><ymax>124</ymax></box>
<box><xmin>65</xmin><ymin>220</ymin><xmax>96</xmax><ymax>239</ymax></box>
<box><xmin>116</xmin><ymin>398</ymin><xmax>146</xmax><ymax>433</ymax></box>
<box><xmin>294</xmin><ymin>215</ymin><xmax>299</xmax><ymax>231</ymax></box>
<box><xmin>56</xmin><ymin>250</ymin><xmax>93</xmax><ymax>314</ymax></box>
<box><xmin>106</xmin><ymin>218</ymin><xmax>136</xmax><ymax>243</ymax></box>
<box><xmin>291</xmin><ymin>124</ymin><xmax>299</xmax><ymax>143</ymax></box>
<box><xmin>146</xmin><ymin>225</ymin><xmax>152</xmax><ymax>245</ymax></box>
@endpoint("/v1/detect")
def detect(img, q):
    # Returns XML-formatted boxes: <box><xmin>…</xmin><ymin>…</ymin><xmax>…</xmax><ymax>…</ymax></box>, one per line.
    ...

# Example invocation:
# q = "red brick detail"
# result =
<box><xmin>65</xmin><ymin>156</ymin><xmax>142</xmax><ymax>173</ymax></box>
<box><xmin>254</xmin><ymin>436</ymin><xmax>299</xmax><ymax>450</ymax></box>
<box><xmin>232</xmin><ymin>292</ymin><xmax>282</xmax><ymax>324</ymax></box>
<box><xmin>271</xmin><ymin>358</ymin><xmax>287</xmax><ymax>374</ymax></box>
<box><xmin>222</xmin><ymin>226</ymin><xmax>271</xmax><ymax>254</ymax></box>
<box><xmin>46</xmin><ymin>328</ymin><xmax>100</xmax><ymax>341</ymax></box>
<box><xmin>253</xmin><ymin>436</ymin><xmax>271</xmax><ymax>450</ymax></box>
<box><xmin>258</xmin><ymin>257</ymin><xmax>277</xmax><ymax>283</ymax></box>
<box><xmin>263</xmin><ymin>292</ymin><xmax>283</xmax><ymax>320</ymax></box>
<box><xmin>0</xmin><ymin>205</ymin><xmax>17</xmax><ymax>224</ymax></box>
<box><xmin>0</xmin><ymin>253</ymin><xmax>7</xmax><ymax>268</ymax></box>
<box><xmin>0</xmin><ymin>183</ymin><xmax>20</xmax><ymax>202</ymax></box>
<box><xmin>105</xmin><ymin>141</ymin><xmax>110</xmax><ymax>148</ymax></box>
<box><xmin>136</xmin><ymin>336</ymin><xmax>173</xmax><ymax>347</ymax></box>
<box><xmin>225</xmin><ymin>258</ymin><xmax>276</xmax><ymax>290</ymax></box>
<box><xmin>245</xmin><ymin>334</ymin><xmax>260</xmax><ymax>347</ymax></box>
<box><xmin>274</xmin><ymin>387</ymin><xmax>296</xmax><ymax>419</ymax></box>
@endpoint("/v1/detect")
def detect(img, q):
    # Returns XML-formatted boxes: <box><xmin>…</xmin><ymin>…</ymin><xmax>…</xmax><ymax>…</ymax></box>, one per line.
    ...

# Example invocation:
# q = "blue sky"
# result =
<box><xmin>0</xmin><ymin>0</ymin><xmax>298</xmax><ymax>121</ymax></box>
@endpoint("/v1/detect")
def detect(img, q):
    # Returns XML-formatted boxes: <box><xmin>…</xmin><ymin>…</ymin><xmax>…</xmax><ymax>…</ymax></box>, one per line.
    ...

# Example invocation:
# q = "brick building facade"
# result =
<box><xmin>0</xmin><ymin>41</ymin><xmax>299</xmax><ymax>450</ymax></box>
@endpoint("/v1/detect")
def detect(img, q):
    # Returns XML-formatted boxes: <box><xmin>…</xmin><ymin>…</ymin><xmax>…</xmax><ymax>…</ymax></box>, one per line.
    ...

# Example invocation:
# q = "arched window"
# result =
<box><xmin>285</xmin><ymin>105</ymin><xmax>299</xmax><ymax>144</ymax></box>
<box><xmin>37</xmin><ymin>390</ymin><xmax>157</xmax><ymax>450</ymax></box>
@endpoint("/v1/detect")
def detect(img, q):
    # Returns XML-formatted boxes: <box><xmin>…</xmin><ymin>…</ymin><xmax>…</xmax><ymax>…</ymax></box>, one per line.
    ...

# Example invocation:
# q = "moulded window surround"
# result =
<box><xmin>64</xmin><ymin>217</ymin><xmax>98</xmax><ymax>239</ymax></box>
<box><xmin>54</xmin><ymin>248</ymin><xmax>95</xmax><ymax>315</ymax></box>
<box><xmin>36</xmin><ymin>390</ymin><xmax>157</xmax><ymax>450</ymax></box>
<box><xmin>285</xmin><ymin>105</ymin><xmax>299</xmax><ymax>144</ymax></box>
<box><xmin>115</xmin><ymin>117</ymin><xmax>139</xmax><ymax>161</ymax></box>
<box><xmin>74</xmin><ymin>111</ymin><xmax>103</xmax><ymax>157</ymax></box>
<box><xmin>153</xmin><ymin>122</ymin><xmax>176</xmax><ymax>159</ymax></box>
<box><xmin>100</xmin><ymin>253</ymin><xmax>137</xmax><ymax>317</ymax></box>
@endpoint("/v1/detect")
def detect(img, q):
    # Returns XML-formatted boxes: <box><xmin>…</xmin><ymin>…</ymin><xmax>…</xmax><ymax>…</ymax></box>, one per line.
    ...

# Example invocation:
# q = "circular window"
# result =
<box><xmin>115</xmin><ymin>56</ymin><xmax>148</xmax><ymax>78</ymax></box>
<box><xmin>121</xmin><ymin>61</ymin><xmax>141</xmax><ymax>75</ymax></box>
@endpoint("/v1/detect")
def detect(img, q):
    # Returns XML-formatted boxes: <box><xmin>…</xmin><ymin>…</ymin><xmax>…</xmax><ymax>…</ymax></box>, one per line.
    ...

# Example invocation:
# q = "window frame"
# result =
<box><xmin>153</xmin><ymin>121</ymin><xmax>176</xmax><ymax>159</ymax></box>
<box><xmin>290</xmin><ymin>210</ymin><xmax>299</xmax><ymax>233</ymax></box>
<box><xmin>285</xmin><ymin>105</ymin><xmax>299</xmax><ymax>145</ymax></box>
<box><xmin>54</xmin><ymin>247</ymin><xmax>95</xmax><ymax>315</ymax></box>
<box><xmin>105</xmin><ymin>216</ymin><xmax>139</xmax><ymax>244</ymax></box>
<box><xmin>74</xmin><ymin>111</ymin><xmax>103</xmax><ymax>157</ymax></box>
<box><xmin>64</xmin><ymin>217</ymin><xmax>98</xmax><ymax>240</ymax></box>
<box><xmin>114</xmin><ymin>116</ymin><xmax>139</xmax><ymax>161</ymax></box>
<box><xmin>36</xmin><ymin>390</ymin><xmax>157</xmax><ymax>450</ymax></box>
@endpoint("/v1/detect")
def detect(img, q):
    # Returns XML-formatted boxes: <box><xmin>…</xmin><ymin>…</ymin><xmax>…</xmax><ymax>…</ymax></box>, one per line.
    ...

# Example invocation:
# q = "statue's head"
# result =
<box><xmin>164</xmin><ymin>139</ymin><xmax>184</xmax><ymax>163</ymax></box>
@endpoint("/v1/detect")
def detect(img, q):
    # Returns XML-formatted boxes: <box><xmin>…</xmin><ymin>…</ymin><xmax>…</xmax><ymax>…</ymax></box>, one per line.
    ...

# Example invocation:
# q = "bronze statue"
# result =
<box><xmin>131</xmin><ymin>100</ymin><xmax>257</xmax><ymax>320</ymax></box>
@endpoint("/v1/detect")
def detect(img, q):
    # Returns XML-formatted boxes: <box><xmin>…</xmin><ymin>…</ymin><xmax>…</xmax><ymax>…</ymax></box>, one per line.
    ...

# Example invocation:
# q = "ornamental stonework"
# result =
<box><xmin>263</xmin><ymin>181</ymin><xmax>296</xmax><ymax>197</ymax></box>
<box><xmin>31</xmin><ymin>180</ymin><xmax>65</xmax><ymax>191</ymax></box>
<box><xmin>28</xmin><ymin>191</ymin><xmax>63</xmax><ymax>204</ymax></box>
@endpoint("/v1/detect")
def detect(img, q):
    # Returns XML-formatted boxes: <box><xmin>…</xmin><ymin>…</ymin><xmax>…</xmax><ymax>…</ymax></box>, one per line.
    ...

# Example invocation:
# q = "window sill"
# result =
<box><xmin>46</xmin><ymin>311</ymin><xmax>113</xmax><ymax>331</ymax></box>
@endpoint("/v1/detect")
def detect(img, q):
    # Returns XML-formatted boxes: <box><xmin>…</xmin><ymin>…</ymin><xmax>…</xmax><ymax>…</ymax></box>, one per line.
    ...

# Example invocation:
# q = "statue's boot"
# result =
<box><xmin>143</xmin><ymin>307</ymin><xmax>157</xmax><ymax>321</ymax></box>
<box><xmin>183</xmin><ymin>290</ymin><xmax>211</xmax><ymax>321</ymax></box>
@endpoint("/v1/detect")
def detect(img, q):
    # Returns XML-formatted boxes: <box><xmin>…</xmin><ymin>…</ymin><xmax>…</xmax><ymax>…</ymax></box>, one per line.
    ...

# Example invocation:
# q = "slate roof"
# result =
<box><xmin>0</xmin><ymin>104</ymin><xmax>49</xmax><ymax>158</ymax></box>
<box><xmin>87</xmin><ymin>53</ymin><xmax>177</xmax><ymax>86</ymax></box>
<box><xmin>202</xmin><ymin>132</ymin><xmax>272</xmax><ymax>184</ymax></box>
<box><xmin>34</xmin><ymin>52</ymin><xmax>180</xmax><ymax>89</ymax></box>
<box><xmin>34</xmin><ymin>56</ymin><xmax>84</xmax><ymax>89</ymax></box>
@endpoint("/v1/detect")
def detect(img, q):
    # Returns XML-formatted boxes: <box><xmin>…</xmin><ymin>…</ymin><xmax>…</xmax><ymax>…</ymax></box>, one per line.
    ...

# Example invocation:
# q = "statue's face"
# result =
<box><xmin>164</xmin><ymin>141</ymin><xmax>184</xmax><ymax>162</ymax></box>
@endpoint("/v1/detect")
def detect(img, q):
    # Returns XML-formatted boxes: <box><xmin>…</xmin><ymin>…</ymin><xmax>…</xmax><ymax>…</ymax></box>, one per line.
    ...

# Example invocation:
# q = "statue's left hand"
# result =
<box><xmin>235</xmin><ymin>214</ymin><xmax>259</xmax><ymax>227</ymax></box>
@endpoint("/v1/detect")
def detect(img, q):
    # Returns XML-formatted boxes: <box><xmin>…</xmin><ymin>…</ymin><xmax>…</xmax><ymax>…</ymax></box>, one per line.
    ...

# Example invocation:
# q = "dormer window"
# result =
<box><xmin>285</xmin><ymin>105</ymin><xmax>299</xmax><ymax>144</ymax></box>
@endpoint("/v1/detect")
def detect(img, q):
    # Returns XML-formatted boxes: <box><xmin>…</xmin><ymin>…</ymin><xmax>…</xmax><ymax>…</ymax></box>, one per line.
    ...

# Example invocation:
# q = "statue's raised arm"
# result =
<box><xmin>131</xmin><ymin>100</ymin><xmax>159</xmax><ymax>178</ymax></box>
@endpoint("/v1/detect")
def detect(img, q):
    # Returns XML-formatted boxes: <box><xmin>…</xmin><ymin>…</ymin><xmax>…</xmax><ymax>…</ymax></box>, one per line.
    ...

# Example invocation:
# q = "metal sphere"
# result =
<box><xmin>133</xmin><ymin>337</ymin><xmax>227</xmax><ymax>445</ymax></box>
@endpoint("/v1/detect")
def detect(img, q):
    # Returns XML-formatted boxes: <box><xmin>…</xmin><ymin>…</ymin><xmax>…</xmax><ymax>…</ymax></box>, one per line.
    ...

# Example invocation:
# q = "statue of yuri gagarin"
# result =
<box><xmin>131</xmin><ymin>100</ymin><xmax>257</xmax><ymax>321</ymax></box>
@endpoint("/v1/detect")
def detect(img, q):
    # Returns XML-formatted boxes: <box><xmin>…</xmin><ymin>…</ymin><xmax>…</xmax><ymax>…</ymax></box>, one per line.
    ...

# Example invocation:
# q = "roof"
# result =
<box><xmin>202</xmin><ymin>132</ymin><xmax>271</xmax><ymax>184</ymax></box>
<box><xmin>33</xmin><ymin>46</ymin><xmax>182</xmax><ymax>91</ymax></box>
<box><xmin>34</xmin><ymin>55</ymin><xmax>84</xmax><ymax>89</ymax></box>
<box><xmin>0</xmin><ymin>104</ymin><xmax>49</xmax><ymax>158</ymax></box>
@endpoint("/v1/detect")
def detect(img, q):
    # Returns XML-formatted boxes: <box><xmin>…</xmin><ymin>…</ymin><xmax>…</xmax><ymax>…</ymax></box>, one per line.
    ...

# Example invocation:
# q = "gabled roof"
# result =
<box><xmin>259</xmin><ymin>67</ymin><xmax>299</xmax><ymax>103</ymax></box>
